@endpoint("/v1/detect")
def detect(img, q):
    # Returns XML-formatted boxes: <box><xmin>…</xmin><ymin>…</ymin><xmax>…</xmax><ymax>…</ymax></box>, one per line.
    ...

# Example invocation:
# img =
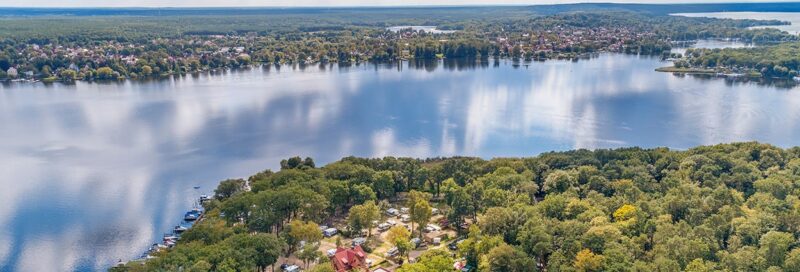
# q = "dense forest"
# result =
<box><xmin>115</xmin><ymin>142</ymin><xmax>800</xmax><ymax>272</ymax></box>
<box><xmin>672</xmin><ymin>42</ymin><xmax>800</xmax><ymax>78</ymax></box>
<box><xmin>0</xmin><ymin>8</ymin><xmax>794</xmax><ymax>82</ymax></box>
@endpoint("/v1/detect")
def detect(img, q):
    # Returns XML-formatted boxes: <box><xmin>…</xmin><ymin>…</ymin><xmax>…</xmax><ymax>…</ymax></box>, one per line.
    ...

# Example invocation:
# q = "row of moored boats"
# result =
<box><xmin>137</xmin><ymin>194</ymin><xmax>211</xmax><ymax>260</ymax></box>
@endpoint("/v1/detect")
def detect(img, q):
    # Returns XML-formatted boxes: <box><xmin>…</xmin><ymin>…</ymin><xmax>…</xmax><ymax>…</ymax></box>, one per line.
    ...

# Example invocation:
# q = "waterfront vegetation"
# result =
<box><xmin>114</xmin><ymin>142</ymin><xmax>800</xmax><ymax>272</ymax></box>
<box><xmin>0</xmin><ymin>8</ymin><xmax>795</xmax><ymax>82</ymax></box>
<box><xmin>663</xmin><ymin>42</ymin><xmax>800</xmax><ymax>79</ymax></box>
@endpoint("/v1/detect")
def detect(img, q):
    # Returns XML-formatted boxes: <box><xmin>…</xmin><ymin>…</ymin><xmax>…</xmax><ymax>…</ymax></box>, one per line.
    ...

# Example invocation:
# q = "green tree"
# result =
<box><xmin>397</xmin><ymin>249</ymin><xmax>454</xmax><ymax>272</ymax></box>
<box><xmin>141</xmin><ymin>65</ymin><xmax>152</xmax><ymax>76</ymax></box>
<box><xmin>96</xmin><ymin>67</ymin><xmax>115</xmax><ymax>80</ymax></box>
<box><xmin>481</xmin><ymin>244</ymin><xmax>534</xmax><ymax>272</ymax></box>
<box><xmin>214</xmin><ymin>178</ymin><xmax>246</xmax><ymax>201</ymax></box>
<box><xmin>348</xmin><ymin>201</ymin><xmax>380</xmax><ymax>237</ymax></box>
<box><xmin>784</xmin><ymin>248</ymin><xmax>800</xmax><ymax>272</ymax></box>
<box><xmin>574</xmin><ymin>249</ymin><xmax>605</xmax><ymax>272</ymax></box>
<box><xmin>59</xmin><ymin>69</ymin><xmax>77</xmax><ymax>81</ymax></box>
<box><xmin>284</xmin><ymin>220</ymin><xmax>323</xmax><ymax>255</ymax></box>
<box><xmin>299</xmin><ymin>244</ymin><xmax>323</xmax><ymax>269</ymax></box>
<box><xmin>518</xmin><ymin>217</ymin><xmax>552</xmax><ymax>268</ymax></box>
<box><xmin>759</xmin><ymin>231</ymin><xmax>794</xmax><ymax>267</ymax></box>
<box><xmin>388</xmin><ymin>225</ymin><xmax>412</xmax><ymax>260</ymax></box>
<box><xmin>410</xmin><ymin>198</ymin><xmax>432</xmax><ymax>238</ymax></box>
<box><xmin>372</xmin><ymin>170</ymin><xmax>396</xmax><ymax>199</ymax></box>
<box><xmin>543</xmin><ymin>170</ymin><xmax>576</xmax><ymax>194</ymax></box>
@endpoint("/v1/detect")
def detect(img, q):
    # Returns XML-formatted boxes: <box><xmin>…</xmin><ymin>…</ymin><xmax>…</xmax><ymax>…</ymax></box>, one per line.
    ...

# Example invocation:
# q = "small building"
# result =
<box><xmin>330</xmin><ymin>245</ymin><xmax>368</xmax><ymax>272</ymax></box>
<box><xmin>6</xmin><ymin>67</ymin><xmax>17</xmax><ymax>78</ymax></box>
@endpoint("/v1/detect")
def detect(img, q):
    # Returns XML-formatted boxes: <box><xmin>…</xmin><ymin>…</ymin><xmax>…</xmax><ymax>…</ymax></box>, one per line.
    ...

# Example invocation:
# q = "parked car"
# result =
<box><xmin>448</xmin><ymin>238</ymin><xmax>466</xmax><ymax>251</ymax></box>
<box><xmin>448</xmin><ymin>241</ymin><xmax>458</xmax><ymax>250</ymax></box>
<box><xmin>283</xmin><ymin>265</ymin><xmax>300</xmax><ymax>272</ymax></box>
<box><xmin>400</xmin><ymin>215</ymin><xmax>410</xmax><ymax>222</ymax></box>
<box><xmin>424</xmin><ymin>224</ymin><xmax>441</xmax><ymax>233</ymax></box>
<box><xmin>327</xmin><ymin>248</ymin><xmax>337</xmax><ymax>257</ymax></box>
<box><xmin>377</xmin><ymin>223</ymin><xmax>391</xmax><ymax>231</ymax></box>
<box><xmin>400</xmin><ymin>207</ymin><xmax>409</xmax><ymax>214</ymax></box>
<box><xmin>386</xmin><ymin>208</ymin><xmax>399</xmax><ymax>216</ymax></box>
<box><xmin>410</xmin><ymin>238</ymin><xmax>421</xmax><ymax>248</ymax></box>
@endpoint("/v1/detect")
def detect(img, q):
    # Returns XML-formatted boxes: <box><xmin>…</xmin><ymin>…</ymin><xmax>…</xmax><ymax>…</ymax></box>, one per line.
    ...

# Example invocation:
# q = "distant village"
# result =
<box><xmin>1</xmin><ymin>24</ymin><xmax>670</xmax><ymax>83</ymax></box>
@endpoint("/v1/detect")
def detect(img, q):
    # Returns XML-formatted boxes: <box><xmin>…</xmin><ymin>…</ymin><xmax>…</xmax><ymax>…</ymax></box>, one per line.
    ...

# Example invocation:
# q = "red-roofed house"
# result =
<box><xmin>330</xmin><ymin>246</ymin><xmax>368</xmax><ymax>272</ymax></box>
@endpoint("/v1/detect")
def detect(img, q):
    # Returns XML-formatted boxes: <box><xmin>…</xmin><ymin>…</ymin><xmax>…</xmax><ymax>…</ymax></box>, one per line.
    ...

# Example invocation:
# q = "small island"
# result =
<box><xmin>115</xmin><ymin>142</ymin><xmax>800</xmax><ymax>272</ymax></box>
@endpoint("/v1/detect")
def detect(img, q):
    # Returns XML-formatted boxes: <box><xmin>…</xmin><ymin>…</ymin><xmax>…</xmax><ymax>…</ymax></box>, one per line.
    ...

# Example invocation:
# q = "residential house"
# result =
<box><xmin>330</xmin><ymin>245</ymin><xmax>368</xmax><ymax>272</ymax></box>
<box><xmin>6</xmin><ymin>67</ymin><xmax>17</xmax><ymax>78</ymax></box>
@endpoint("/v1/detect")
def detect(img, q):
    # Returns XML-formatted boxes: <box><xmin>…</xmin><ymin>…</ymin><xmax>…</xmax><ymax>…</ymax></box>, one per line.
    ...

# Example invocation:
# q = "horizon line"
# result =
<box><xmin>3</xmin><ymin>1</ymin><xmax>800</xmax><ymax>9</ymax></box>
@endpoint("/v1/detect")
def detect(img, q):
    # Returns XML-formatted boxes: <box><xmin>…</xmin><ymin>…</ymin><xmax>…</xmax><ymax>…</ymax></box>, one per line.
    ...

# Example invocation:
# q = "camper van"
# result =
<box><xmin>323</xmin><ymin>227</ymin><xmax>338</xmax><ymax>237</ymax></box>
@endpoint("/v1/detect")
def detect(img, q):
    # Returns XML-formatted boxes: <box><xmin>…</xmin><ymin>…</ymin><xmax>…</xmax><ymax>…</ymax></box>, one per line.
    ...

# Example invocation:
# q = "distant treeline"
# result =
<box><xmin>530</xmin><ymin>2</ymin><xmax>800</xmax><ymax>15</ymax></box>
<box><xmin>4</xmin><ymin>2</ymin><xmax>800</xmax><ymax>17</ymax></box>
<box><xmin>0</xmin><ymin>8</ymin><xmax>795</xmax><ymax>81</ymax></box>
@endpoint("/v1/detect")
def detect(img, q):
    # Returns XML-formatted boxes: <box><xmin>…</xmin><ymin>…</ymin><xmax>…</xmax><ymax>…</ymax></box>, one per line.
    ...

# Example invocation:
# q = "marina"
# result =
<box><xmin>130</xmin><ymin>195</ymin><xmax>207</xmax><ymax>263</ymax></box>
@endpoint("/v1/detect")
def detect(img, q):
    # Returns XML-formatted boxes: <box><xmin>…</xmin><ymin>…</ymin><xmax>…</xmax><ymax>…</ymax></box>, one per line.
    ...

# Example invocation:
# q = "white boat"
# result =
<box><xmin>174</xmin><ymin>225</ymin><xmax>188</xmax><ymax>233</ymax></box>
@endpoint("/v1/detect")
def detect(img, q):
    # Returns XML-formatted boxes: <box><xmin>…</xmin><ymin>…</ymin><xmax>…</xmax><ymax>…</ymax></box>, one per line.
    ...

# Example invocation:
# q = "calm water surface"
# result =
<box><xmin>3</xmin><ymin>31</ymin><xmax>800</xmax><ymax>272</ymax></box>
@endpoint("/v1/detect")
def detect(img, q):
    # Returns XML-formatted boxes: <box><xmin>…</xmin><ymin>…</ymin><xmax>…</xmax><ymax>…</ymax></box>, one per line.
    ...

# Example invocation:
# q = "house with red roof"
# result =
<box><xmin>330</xmin><ymin>245</ymin><xmax>368</xmax><ymax>272</ymax></box>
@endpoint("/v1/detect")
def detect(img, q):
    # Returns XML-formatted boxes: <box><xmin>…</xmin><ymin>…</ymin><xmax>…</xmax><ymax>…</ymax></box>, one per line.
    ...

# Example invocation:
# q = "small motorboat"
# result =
<box><xmin>174</xmin><ymin>225</ymin><xmax>188</xmax><ymax>233</ymax></box>
<box><xmin>184</xmin><ymin>209</ymin><xmax>201</xmax><ymax>221</ymax></box>
<box><xmin>163</xmin><ymin>234</ymin><xmax>178</xmax><ymax>242</ymax></box>
<box><xmin>199</xmin><ymin>194</ymin><xmax>211</xmax><ymax>202</ymax></box>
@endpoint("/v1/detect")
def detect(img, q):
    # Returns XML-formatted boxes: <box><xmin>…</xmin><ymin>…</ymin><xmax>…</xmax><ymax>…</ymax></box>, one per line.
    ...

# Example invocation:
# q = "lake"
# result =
<box><xmin>3</xmin><ymin>14</ymin><xmax>800</xmax><ymax>272</ymax></box>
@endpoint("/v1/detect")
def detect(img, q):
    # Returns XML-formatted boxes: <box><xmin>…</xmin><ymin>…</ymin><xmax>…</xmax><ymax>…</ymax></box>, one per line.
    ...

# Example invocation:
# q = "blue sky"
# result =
<box><xmin>2</xmin><ymin>0</ymin><xmax>798</xmax><ymax>8</ymax></box>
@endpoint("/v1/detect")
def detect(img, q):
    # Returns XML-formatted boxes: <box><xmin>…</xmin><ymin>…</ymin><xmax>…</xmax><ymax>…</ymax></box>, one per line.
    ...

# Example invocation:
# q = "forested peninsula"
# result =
<box><xmin>662</xmin><ymin>42</ymin><xmax>800</xmax><ymax>79</ymax></box>
<box><xmin>115</xmin><ymin>142</ymin><xmax>800</xmax><ymax>272</ymax></box>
